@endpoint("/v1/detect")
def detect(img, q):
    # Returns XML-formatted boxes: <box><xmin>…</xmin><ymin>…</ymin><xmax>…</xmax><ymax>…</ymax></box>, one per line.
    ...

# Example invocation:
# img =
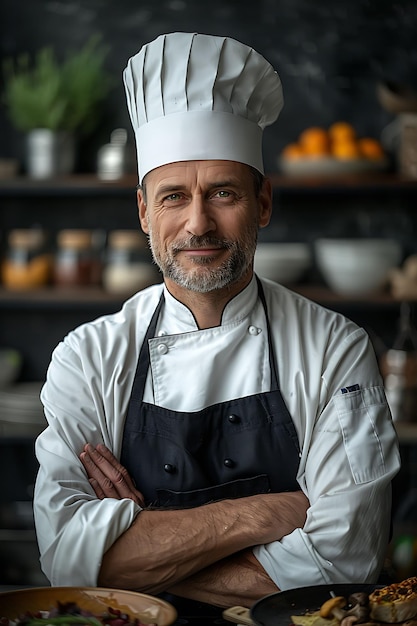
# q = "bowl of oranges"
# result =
<box><xmin>279</xmin><ymin>122</ymin><xmax>388</xmax><ymax>176</ymax></box>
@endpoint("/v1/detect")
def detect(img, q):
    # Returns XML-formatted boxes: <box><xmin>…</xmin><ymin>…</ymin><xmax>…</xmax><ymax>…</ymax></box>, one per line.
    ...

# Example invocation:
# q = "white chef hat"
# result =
<box><xmin>123</xmin><ymin>32</ymin><xmax>283</xmax><ymax>183</ymax></box>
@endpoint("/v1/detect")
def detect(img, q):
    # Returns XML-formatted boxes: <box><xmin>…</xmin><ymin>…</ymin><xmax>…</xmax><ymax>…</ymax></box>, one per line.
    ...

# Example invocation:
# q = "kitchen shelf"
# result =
<box><xmin>0</xmin><ymin>284</ymin><xmax>402</xmax><ymax>309</ymax></box>
<box><xmin>0</xmin><ymin>172</ymin><xmax>416</xmax><ymax>196</ymax></box>
<box><xmin>291</xmin><ymin>285</ymin><xmax>400</xmax><ymax>306</ymax></box>
<box><xmin>0</xmin><ymin>286</ymin><xmax>125</xmax><ymax>310</ymax></box>
<box><xmin>0</xmin><ymin>174</ymin><xmax>139</xmax><ymax>197</ymax></box>
<box><xmin>268</xmin><ymin>172</ymin><xmax>417</xmax><ymax>194</ymax></box>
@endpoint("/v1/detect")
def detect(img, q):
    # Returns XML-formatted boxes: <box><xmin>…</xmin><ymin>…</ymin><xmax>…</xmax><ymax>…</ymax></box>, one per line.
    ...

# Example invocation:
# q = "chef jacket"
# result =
<box><xmin>34</xmin><ymin>275</ymin><xmax>400</xmax><ymax>590</ymax></box>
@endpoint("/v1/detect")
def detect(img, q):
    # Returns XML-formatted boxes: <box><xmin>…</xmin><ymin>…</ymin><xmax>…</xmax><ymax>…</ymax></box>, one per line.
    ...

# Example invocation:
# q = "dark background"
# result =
<box><xmin>1</xmin><ymin>0</ymin><xmax>417</xmax><ymax>174</ymax></box>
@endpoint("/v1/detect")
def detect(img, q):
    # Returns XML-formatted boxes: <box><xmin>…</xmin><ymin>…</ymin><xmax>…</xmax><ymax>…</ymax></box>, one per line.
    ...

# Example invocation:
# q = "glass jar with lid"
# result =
<box><xmin>54</xmin><ymin>229</ymin><xmax>99</xmax><ymax>287</ymax></box>
<box><xmin>1</xmin><ymin>228</ymin><xmax>52</xmax><ymax>289</ymax></box>
<box><xmin>102</xmin><ymin>230</ymin><xmax>158</xmax><ymax>295</ymax></box>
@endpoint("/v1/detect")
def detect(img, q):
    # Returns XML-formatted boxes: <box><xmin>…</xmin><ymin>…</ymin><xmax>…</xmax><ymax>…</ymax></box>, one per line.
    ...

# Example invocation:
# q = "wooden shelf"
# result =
<box><xmin>268</xmin><ymin>172</ymin><xmax>417</xmax><ymax>191</ymax></box>
<box><xmin>0</xmin><ymin>284</ymin><xmax>402</xmax><ymax>309</ymax></box>
<box><xmin>0</xmin><ymin>174</ymin><xmax>138</xmax><ymax>197</ymax></box>
<box><xmin>291</xmin><ymin>285</ymin><xmax>400</xmax><ymax>306</ymax></box>
<box><xmin>0</xmin><ymin>172</ymin><xmax>417</xmax><ymax>196</ymax></box>
<box><xmin>0</xmin><ymin>286</ymin><xmax>125</xmax><ymax>310</ymax></box>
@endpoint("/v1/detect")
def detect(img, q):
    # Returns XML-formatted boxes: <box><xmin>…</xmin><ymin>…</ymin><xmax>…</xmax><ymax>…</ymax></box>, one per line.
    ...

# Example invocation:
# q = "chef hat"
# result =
<box><xmin>123</xmin><ymin>32</ymin><xmax>283</xmax><ymax>183</ymax></box>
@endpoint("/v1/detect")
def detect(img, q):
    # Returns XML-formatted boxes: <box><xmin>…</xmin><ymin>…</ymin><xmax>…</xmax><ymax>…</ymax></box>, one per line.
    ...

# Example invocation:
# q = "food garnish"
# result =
<box><xmin>0</xmin><ymin>601</ymin><xmax>155</xmax><ymax>626</ymax></box>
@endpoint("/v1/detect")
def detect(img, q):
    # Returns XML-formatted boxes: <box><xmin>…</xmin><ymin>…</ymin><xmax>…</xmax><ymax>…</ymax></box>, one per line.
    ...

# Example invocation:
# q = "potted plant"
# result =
<box><xmin>2</xmin><ymin>36</ymin><xmax>113</xmax><ymax>178</ymax></box>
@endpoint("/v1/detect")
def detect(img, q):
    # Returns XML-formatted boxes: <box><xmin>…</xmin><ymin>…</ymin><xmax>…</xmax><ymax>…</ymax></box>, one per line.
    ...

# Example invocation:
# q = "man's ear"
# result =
<box><xmin>137</xmin><ymin>189</ymin><xmax>149</xmax><ymax>234</ymax></box>
<box><xmin>258</xmin><ymin>177</ymin><xmax>273</xmax><ymax>229</ymax></box>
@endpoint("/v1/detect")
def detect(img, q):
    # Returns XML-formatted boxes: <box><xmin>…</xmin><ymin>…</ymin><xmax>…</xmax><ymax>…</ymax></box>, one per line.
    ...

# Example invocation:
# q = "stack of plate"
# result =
<box><xmin>0</xmin><ymin>382</ymin><xmax>46</xmax><ymax>438</ymax></box>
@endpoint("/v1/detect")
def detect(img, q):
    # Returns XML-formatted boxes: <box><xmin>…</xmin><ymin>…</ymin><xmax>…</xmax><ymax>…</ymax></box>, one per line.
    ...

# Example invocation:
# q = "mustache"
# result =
<box><xmin>171</xmin><ymin>236</ymin><xmax>233</xmax><ymax>253</ymax></box>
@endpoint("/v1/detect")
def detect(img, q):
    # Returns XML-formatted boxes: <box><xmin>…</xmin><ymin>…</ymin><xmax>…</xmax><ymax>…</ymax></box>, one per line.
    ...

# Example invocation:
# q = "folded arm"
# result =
<box><xmin>80</xmin><ymin>443</ymin><xmax>308</xmax><ymax>603</ymax></box>
<box><xmin>167</xmin><ymin>549</ymin><xmax>279</xmax><ymax>607</ymax></box>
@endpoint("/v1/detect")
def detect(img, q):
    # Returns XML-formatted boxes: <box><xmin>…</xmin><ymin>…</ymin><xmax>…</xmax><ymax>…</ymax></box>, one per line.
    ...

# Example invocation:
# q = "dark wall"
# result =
<box><xmin>1</xmin><ymin>0</ymin><xmax>417</xmax><ymax>174</ymax></box>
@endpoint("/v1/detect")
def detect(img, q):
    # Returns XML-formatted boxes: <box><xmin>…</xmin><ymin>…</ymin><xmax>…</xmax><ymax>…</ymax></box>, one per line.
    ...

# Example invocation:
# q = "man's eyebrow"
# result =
<box><xmin>209</xmin><ymin>179</ymin><xmax>240</xmax><ymax>189</ymax></box>
<box><xmin>155</xmin><ymin>184</ymin><xmax>186</xmax><ymax>197</ymax></box>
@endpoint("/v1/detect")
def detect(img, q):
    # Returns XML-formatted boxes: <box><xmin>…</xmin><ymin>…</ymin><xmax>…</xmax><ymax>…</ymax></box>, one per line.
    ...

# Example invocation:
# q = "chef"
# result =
<box><xmin>34</xmin><ymin>32</ymin><xmax>400</xmax><ymax>608</ymax></box>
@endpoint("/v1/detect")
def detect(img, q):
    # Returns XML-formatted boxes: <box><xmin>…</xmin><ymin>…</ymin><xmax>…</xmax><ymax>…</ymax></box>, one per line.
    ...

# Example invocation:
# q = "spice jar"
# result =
<box><xmin>102</xmin><ymin>230</ymin><xmax>158</xmax><ymax>295</ymax></box>
<box><xmin>1</xmin><ymin>228</ymin><xmax>51</xmax><ymax>289</ymax></box>
<box><xmin>54</xmin><ymin>229</ymin><xmax>99</xmax><ymax>287</ymax></box>
<box><xmin>380</xmin><ymin>302</ymin><xmax>417</xmax><ymax>423</ymax></box>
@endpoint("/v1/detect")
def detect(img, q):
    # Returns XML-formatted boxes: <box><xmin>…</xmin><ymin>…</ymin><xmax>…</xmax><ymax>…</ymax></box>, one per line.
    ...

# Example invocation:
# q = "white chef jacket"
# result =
<box><xmin>34</xmin><ymin>275</ymin><xmax>400</xmax><ymax>590</ymax></box>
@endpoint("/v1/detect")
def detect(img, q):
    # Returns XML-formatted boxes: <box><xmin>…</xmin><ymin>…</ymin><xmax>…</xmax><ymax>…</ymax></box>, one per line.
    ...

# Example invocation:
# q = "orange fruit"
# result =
<box><xmin>332</xmin><ymin>140</ymin><xmax>361</xmax><ymax>160</ymax></box>
<box><xmin>299</xmin><ymin>127</ymin><xmax>330</xmax><ymax>156</ymax></box>
<box><xmin>329</xmin><ymin>121</ymin><xmax>356</xmax><ymax>142</ymax></box>
<box><xmin>358</xmin><ymin>137</ymin><xmax>385</xmax><ymax>160</ymax></box>
<box><xmin>281</xmin><ymin>143</ymin><xmax>305</xmax><ymax>160</ymax></box>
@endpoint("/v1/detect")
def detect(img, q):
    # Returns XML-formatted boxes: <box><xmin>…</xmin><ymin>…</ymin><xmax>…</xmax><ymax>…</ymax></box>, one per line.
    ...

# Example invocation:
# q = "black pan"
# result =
<box><xmin>224</xmin><ymin>583</ymin><xmax>380</xmax><ymax>626</ymax></box>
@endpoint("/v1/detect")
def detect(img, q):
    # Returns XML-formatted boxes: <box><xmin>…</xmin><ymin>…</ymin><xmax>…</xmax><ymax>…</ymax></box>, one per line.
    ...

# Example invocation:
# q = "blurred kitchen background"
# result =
<box><xmin>1</xmin><ymin>0</ymin><xmax>417</xmax><ymax>586</ymax></box>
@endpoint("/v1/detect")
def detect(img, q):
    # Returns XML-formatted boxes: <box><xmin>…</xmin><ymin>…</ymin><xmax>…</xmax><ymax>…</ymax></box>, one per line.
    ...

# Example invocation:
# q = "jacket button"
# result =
<box><xmin>157</xmin><ymin>343</ymin><xmax>168</xmax><ymax>355</ymax></box>
<box><xmin>224</xmin><ymin>458</ymin><xmax>235</xmax><ymax>468</ymax></box>
<box><xmin>228</xmin><ymin>414</ymin><xmax>240</xmax><ymax>424</ymax></box>
<box><xmin>164</xmin><ymin>463</ymin><xmax>176</xmax><ymax>473</ymax></box>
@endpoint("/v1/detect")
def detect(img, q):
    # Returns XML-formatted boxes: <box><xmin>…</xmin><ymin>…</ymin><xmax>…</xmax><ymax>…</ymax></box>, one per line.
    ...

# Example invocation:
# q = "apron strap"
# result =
<box><xmin>256</xmin><ymin>276</ymin><xmax>280</xmax><ymax>391</ymax></box>
<box><xmin>130</xmin><ymin>291</ymin><xmax>165</xmax><ymax>404</ymax></box>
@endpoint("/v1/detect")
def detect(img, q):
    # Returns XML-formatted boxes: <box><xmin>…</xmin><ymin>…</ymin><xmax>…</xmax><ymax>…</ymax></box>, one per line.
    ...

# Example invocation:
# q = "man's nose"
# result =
<box><xmin>185</xmin><ymin>196</ymin><xmax>216</xmax><ymax>236</ymax></box>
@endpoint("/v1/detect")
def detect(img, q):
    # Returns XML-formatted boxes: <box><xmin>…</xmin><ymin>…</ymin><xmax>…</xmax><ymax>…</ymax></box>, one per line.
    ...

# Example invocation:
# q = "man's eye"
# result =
<box><xmin>165</xmin><ymin>193</ymin><xmax>182</xmax><ymax>201</ymax></box>
<box><xmin>216</xmin><ymin>190</ymin><xmax>231</xmax><ymax>198</ymax></box>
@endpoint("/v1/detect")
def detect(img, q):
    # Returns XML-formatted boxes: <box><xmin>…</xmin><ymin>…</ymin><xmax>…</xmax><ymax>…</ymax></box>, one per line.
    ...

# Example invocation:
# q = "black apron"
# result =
<box><xmin>121</xmin><ymin>279</ymin><xmax>301</xmax><ymax>508</ymax></box>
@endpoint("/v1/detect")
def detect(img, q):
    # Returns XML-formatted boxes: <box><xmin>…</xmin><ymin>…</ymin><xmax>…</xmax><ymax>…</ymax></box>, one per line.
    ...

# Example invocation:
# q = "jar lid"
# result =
<box><xmin>57</xmin><ymin>230</ymin><xmax>92</xmax><ymax>250</ymax></box>
<box><xmin>108</xmin><ymin>230</ymin><xmax>147</xmax><ymax>250</ymax></box>
<box><xmin>8</xmin><ymin>228</ymin><xmax>46</xmax><ymax>250</ymax></box>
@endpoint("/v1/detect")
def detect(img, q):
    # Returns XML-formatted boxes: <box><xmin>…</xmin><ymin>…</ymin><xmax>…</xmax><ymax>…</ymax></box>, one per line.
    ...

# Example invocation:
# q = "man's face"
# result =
<box><xmin>138</xmin><ymin>160</ymin><xmax>272</xmax><ymax>294</ymax></box>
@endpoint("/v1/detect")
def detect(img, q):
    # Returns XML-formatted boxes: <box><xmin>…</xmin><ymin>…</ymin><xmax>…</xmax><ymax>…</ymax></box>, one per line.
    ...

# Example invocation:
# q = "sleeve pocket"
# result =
<box><xmin>333</xmin><ymin>385</ymin><xmax>396</xmax><ymax>484</ymax></box>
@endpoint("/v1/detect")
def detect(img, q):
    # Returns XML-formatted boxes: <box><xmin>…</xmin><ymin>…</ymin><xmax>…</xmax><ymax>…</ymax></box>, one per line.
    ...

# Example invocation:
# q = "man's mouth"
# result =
<box><xmin>173</xmin><ymin>238</ymin><xmax>229</xmax><ymax>258</ymax></box>
<box><xmin>182</xmin><ymin>247</ymin><xmax>223</xmax><ymax>257</ymax></box>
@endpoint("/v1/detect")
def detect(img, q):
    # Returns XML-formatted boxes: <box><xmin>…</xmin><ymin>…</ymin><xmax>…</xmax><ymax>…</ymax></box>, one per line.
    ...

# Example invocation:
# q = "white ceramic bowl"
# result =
<box><xmin>254</xmin><ymin>243</ymin><xmax>311</xmax><ymax>284</ymax></box>
<box><xmin>315</xmin><ymin>238</ymin><xmax>402</xmax><ymax>295</ymax></box>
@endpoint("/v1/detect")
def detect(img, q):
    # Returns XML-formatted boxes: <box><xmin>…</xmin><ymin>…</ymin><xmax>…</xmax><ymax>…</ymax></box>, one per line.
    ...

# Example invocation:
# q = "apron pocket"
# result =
<box><xmin>155</xmin><ymin>474</ymin><xmax>271</xmax><ymax>508</ymax></box>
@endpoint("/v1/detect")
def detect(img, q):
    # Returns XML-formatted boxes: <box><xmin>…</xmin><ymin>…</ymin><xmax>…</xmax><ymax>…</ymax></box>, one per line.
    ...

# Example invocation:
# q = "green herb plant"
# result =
<box><xmin>2</xmin><ymin>35</ymin><xmax>113</xmax><ymax>135</ymax></box>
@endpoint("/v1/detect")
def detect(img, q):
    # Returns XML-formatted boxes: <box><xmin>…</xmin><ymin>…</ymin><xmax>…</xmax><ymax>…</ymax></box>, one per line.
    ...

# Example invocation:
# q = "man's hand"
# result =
<box><xmin>80</xmin><ymin>443</ymin><xmax>145</xmax><ymax>506</ymax></box>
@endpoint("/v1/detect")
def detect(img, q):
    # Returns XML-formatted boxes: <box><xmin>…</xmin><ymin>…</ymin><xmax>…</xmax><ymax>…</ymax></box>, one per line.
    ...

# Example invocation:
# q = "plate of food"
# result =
<box><xmin>0</xmin><ymin>586</ymin><xmax>177</xmax><ymax>625</ymax></box>
<box><xmin>223</xmin><ymin>577</ymin><xmax>417</xmax><ymax>626</ymax></box>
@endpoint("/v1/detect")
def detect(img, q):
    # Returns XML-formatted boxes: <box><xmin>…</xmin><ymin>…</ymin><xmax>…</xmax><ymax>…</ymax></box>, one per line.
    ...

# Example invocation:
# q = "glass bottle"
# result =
<box><xmin>380</xmin><ymin>302</ymin><xmax>417</xmax><ymax>422</ymax></box>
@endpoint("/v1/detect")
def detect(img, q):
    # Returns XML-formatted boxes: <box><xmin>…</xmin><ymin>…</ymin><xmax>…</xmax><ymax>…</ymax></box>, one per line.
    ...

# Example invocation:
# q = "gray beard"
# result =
<box><xmin>147</xmin><ymin>229</ymin><xmax>258</xmax><ymax>294</ymax></box>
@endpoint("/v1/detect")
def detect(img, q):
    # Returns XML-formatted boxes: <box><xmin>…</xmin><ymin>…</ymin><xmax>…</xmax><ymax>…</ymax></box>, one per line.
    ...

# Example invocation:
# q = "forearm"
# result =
<box><xmin>98</xmin><ymin>491</ymin><xmax>308</xmax><ymax>592</ymax></box>
<box><xmin>168</xmin><ymin>548</ymin><xmax>279</xmax><ymax>608</ymax></box>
